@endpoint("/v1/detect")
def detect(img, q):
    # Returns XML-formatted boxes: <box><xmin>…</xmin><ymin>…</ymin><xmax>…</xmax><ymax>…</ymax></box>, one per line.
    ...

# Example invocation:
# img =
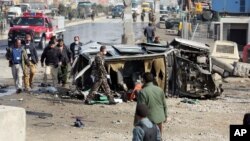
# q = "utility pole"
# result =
<box><xmin>122</xmin><ymin>0</ymin><xmax>135</xmax><ymax>45</ymax></box>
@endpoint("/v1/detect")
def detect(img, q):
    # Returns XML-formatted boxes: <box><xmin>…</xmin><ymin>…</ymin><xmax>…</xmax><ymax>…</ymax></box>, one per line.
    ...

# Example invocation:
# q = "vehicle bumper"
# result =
<box><xmin>33</xmin><ymin>38</ymin><xmax>41</xmax><ymax>43</ymax></box>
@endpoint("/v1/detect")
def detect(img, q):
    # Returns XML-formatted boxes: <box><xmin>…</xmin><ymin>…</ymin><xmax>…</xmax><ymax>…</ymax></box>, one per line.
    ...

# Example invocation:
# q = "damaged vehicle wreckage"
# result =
<box><xmin>68</xmin><ymin>38</ymin><xmax>223</xmax><ymax>101</ymax></box>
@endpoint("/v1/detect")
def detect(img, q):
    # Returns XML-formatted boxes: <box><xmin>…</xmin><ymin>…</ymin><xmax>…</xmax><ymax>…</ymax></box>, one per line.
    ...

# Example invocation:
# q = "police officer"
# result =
<box><xmin>85</xmin><ymin>46</ymin><xmax>116</xmax><ymax>105</ymax></box>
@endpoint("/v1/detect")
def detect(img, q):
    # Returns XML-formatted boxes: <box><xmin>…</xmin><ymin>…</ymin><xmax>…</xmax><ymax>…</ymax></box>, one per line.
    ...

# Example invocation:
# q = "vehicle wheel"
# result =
<box><xmin>39</xmin><ymin>36</ymin><xmax>46</xmax><ymax>49</ymax></box>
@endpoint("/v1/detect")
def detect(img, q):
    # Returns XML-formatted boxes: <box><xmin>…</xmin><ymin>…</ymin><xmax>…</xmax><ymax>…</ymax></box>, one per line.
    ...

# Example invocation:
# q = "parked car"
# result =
<box><xmin>165</xmin><ymin>18</ymin><xmax>181</xmax><ymax>29</ymax></box>
<box><xmin>111</xmin><ymin>6</ymin><xmax>124</xmax><ymax>18</ymax></box>
<box><xmin>77</xmin><ymin>1</ymin><xmax>93</xmax><ymax>19</ymax></box>
<box><xmin>159</xmin><ymin>10</ymin><xmax>169</xmax><ymax>22</ymax></box>
<box><xmin>15</xmin><ymin>3</ymin><xmax>31</xmax><ymax>12</ymax></box>
<box><xmin>142</xmin><ymin>2</ymin><xmax>151</xmax><ymax>12</ymax></box>
<box><xmin>7</xmin><ymin>7</ymin><xmax>22</xmax><ymax>22</ymax></box>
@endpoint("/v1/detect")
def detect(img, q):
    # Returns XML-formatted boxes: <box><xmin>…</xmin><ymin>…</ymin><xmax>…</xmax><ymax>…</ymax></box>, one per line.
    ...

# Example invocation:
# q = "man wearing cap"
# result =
<box><xmin>133</xmin><ymin>104</ymin><xmax>161</xmax><ymax>141</ymax></box>
<box><xmin>136</xmin><ymin>72</ymin><xmax>167</xmax><ymax>135</ymax></box>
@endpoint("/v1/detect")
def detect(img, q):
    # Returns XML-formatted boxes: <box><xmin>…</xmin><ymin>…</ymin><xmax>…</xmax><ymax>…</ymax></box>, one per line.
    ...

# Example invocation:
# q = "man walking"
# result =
<box><xmin>85</xmin><ymin>46</ymin><xmax>115</xmax><ymax>104</ymax></box>
<box><xmin>41</xmin><ymin>41</ymin><xmax>62</xmax><ymax>86</ymax></box>
<box><xmin>144</xmin><ymin>23</ymin><xmax>155</xmax><ymax>43</ymax></box>
<box><xmin>23</xmin><ymin>33</ymin><xmax>38</xmax><ymax>91</ymax></box>
<box><xmin>70</xmin><ymin>36</ymin><xmax>83</xmax><ymax>61</ymax></box>
<box><xmin>6</xmin><ymin>39</ymin><xmax>29</xmax><ymax>93</ymax></box>
<box><xmin>133</xmin><ymin>104</ymin><xmax>161</xmax><ymax>141</ymax></box>
<box><xmin>57</xmin><ymin>39</ymin><xmax>71</xmax><ymax>87</ymax></box>
<box><xmin>135</xmin><ymin>72</ymin><xmax>167</xmax><ymax>135</ymax></box>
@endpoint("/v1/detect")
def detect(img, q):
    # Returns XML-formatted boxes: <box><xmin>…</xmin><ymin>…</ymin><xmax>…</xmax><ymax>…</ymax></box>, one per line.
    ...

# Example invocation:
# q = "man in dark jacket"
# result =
<box><xmin>144</xmin><ymin>23</ymin><xmax>155</xmax><ymax>43</ymax></box>
<box><xmin>57</xmin><ymin>39</ymin><xmax>71</xmax><ymax>87</ymax></box>
<box><xmin>133</xmin><ymin>104</ymin><xmax>161</xmax><ymax>141</ymax></box>
<box><xmin>23</xmin><ymin>33</ymin><xmax>39</xmax><ymax>91</ymax></box>
<box><xmin>6</xmin><ymin>39</ymin><xmax>29</xmax><ymax>93</ymax></box>
<box><xmin>70</xmin><ymin>36</ymin><xmax>83</xmax><ymax>61</ymax></box>
<box><xmin>41</xmin><ymin>41</ymin><xmax>62</xmax><ymax>86</ymax></box>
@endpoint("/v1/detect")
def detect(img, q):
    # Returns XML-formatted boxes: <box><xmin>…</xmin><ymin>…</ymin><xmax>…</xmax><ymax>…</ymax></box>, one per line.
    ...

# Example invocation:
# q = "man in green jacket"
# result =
<box><xmin>135</xmin><ymin>72</ymin><xmax>167</xmax><ymax>135</ymax></box>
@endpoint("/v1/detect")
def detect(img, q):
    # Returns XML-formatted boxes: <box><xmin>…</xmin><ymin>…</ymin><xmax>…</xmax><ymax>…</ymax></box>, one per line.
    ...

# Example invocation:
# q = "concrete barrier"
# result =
<box><xmin>0</xmin><ymin>106</ymin><xmax>26</xmax><ymax>141</ymax></box>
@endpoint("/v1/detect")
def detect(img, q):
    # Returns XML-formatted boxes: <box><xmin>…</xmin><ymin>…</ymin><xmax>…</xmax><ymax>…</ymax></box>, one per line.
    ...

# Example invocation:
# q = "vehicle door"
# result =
<box><xmin>44</xmin><ymin>18</ymin><xmax>53</xmax><ymax>40</ymax></box>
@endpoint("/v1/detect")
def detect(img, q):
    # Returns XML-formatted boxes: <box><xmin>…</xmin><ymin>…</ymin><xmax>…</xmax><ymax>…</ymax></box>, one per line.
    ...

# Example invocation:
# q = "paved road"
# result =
<box><xmin>0</xmin><ymin>17</ymin><xmax>148</xmax><ymax>54</ymax></box>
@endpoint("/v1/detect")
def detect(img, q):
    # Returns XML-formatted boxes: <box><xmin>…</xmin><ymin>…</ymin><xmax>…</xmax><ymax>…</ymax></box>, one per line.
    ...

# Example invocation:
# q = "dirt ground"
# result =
<box><xmin>0</xmin><ymin>22</ymin><xmax>250</xmax><ymax>141</ymax></box>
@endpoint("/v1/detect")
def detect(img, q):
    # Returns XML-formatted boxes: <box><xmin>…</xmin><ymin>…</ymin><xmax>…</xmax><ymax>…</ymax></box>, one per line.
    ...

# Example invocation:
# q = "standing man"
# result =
<box><xmin>57</xmin><ymin>39</ymin><xmax>71</xmax><ymax>87</ymax></box>
<box><xmin>133</xmin><ymin>104</ymin><xmax>162</xmax><ymax>141</ymax></box>
<box><xmin>144</xmin><ymin>23</ymin><xmax>155</xmax><ymax>43</ymax></box>
<box><xmin>135</xmin><ymin>72</ymin><xmax>167</xmax><ymax>135</ymax></box>
<box><xmin>85</xmin><ymin>46</ymin><xmax>115</xmax><ymax>104</ymax></box>
<box><xmin>70</xmin><ymin>36</ymin><xmax>83</xmax><ymax>61</ymax></box>
<box><xmin>41</xmin><ymin>41</ymin><xmax>62</xmax><ymax>87</ymax></box>
<box><xmin>23</xmin><ymin>33</ymin><xmax>38</xmax><ymax>91</ymax></box>
<box><xmin>5</xmin><ymin>39</ymin><xmax>29</xmax><ymax>93</ymax></box>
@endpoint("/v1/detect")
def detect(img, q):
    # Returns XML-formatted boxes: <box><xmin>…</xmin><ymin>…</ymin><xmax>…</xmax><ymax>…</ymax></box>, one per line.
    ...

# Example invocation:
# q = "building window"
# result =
<box><xmin>240</xmin><ymin>0</ymin><xmax>246</xmax><ymax>12</ymax></box>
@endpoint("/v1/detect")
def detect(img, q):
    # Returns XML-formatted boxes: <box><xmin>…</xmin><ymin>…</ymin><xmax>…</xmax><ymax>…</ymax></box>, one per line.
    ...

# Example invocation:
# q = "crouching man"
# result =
<box><xmin>133</xmin><ymin>104</ymin><xmax>161</xmax><ymax>141</ymax></box>
<box><xmin>6</xmin><ymin>39</ymin><xmax>30</xmax><ymax>93</ymax></box>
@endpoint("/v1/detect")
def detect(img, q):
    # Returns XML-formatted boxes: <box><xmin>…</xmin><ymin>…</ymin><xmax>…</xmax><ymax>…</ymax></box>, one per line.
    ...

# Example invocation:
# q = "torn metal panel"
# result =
<box><xmin>233</xmin><ymin>62</ymin><xmax>250</xmax><ymax>77</ymax></box>
<box><xmin>170</xmin><ymin>38</ymin><xmax>210</xmax><ymax>51</ymax></box>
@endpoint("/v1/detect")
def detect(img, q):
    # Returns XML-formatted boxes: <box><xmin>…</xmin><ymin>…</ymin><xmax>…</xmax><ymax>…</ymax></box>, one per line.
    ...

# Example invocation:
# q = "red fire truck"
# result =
<box><xmin>8</xmin><ymin>12</ymin><xmax>65</xmax><ymax>49</ymax></box>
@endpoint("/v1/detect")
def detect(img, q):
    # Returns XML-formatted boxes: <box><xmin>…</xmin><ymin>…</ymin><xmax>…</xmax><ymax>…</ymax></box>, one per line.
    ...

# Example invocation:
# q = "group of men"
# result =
<box><xmin>5</xmin><ymin>32</ymin><xmax>168</xmax><ymax>140</ymax></box>
<box><xmin>6</xmin><ymin>34</ymin><xmax>38</xmax><ymax>93</ymax></box>
<box><xmin>5</xmin><ymin>34</ymin><xmax>83</xmax><ymax>93</ymax></box>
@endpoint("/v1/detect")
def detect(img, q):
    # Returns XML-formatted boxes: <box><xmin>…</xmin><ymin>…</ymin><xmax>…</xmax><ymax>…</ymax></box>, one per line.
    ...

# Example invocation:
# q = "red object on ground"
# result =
<box><xmin>128</xmin><ymin>83</ymin><xmax>142</xmax><ymax>101</ymax></box>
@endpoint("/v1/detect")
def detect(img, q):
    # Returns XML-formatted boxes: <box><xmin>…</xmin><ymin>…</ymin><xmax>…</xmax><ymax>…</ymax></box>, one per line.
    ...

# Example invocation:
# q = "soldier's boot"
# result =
<box><xmin>85</xmin><ymin>92</ymin><xmax>95</xmax><ymax>104</ymax></box>
<box><xmin>108</xmin><ymin>95</ymin><xmax>116</xmax><ymax>105</ymax></box>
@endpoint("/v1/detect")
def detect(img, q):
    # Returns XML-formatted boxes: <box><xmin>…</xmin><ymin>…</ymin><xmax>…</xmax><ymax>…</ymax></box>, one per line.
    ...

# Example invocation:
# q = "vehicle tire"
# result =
<box><xmin>39</xmin><ymin>36</ymin><xmax>46</xmax><ymax>49</ymax></box>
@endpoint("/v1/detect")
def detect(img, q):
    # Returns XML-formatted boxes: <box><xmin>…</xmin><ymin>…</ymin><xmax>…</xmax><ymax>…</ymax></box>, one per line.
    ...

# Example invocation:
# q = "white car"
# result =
<box><xmin>7</xmin><ymin>7</ymin><xmax>22</xmax><ymax>21</ymax></box>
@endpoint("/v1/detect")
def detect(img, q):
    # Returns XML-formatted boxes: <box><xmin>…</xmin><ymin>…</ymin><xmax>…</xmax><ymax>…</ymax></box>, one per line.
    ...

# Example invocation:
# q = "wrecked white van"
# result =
<box><xmin>210</xmin><ymin>40</ymin><xmax>239</xmax><ymax>64</ymax></box>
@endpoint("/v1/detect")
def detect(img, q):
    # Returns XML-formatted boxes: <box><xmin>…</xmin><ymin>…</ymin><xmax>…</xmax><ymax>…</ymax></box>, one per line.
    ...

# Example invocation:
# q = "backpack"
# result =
<box><xmin>137</xmin><ymin>122</ymin><xmax>158</xmax><ymax>141</ymax></box>
<box><xmin>12</xmin><ymin>48</ymin><xmax>22</xmax><ymax>64</ymax></box>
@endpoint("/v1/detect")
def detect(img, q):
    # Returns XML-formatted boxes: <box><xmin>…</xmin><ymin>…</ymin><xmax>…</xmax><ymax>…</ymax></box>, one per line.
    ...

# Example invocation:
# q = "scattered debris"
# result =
<box><xmin>38</xmin><ymin>86</ymin><xmax>58</xmax><ymax>94</ymax></box>
<box><xmin>26</xmin><ymin>111</ymin><xmax>53</xmax><ymax>118</ymax></box>
<box><xmin>10</xmin><ymin>98</ymin><xmax>23</xmax><ymax>101</ymax></box>
<box><xmin>181</xmin><ymin>98</ymin><xmax>199</xmax><ymax>104</ymax></box>
<box><xmin>114</xmin><ymin>98</ymin><xmax>123</xmax><ymax>103</ymax></box>
<box><xmin>74</xmin><ymin>118</ymin><xmax>85</xmax><ymax>128</ymax></box>
<box><xmin>112</xmin><ymin>120</ymin><xmax>123</xmax><ymax>124</ymax></box>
